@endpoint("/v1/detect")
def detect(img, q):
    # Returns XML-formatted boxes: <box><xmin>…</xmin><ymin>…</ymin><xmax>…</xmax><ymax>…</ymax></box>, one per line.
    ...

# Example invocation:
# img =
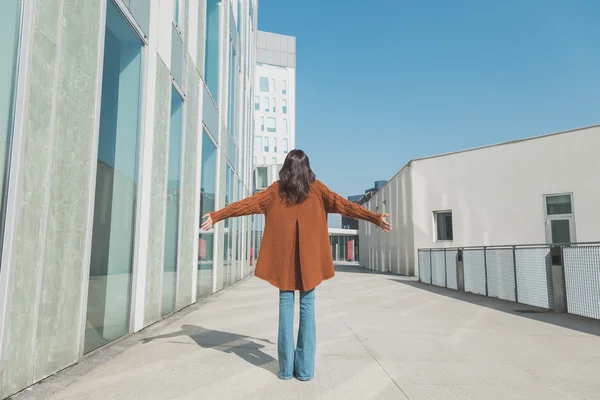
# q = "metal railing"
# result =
<box><xmin>418</xmin><ymin>242</ymin><xmax>600</xmax><ymax>320</ymax></box>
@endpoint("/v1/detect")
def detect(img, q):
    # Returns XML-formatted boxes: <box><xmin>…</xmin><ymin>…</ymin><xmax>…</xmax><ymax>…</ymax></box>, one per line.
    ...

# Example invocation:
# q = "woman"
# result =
<box><xmin>202</xmin><ymin>150</ymin><xmax>391</xmax><ymax>381</ymax></box>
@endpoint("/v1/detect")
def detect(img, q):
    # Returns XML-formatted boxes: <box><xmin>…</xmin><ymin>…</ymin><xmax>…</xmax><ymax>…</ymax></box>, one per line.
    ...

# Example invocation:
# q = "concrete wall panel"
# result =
<box><xmin>177</xmin><ymin>57</ymin><xmax>200</xmax><ymax>308</ymax></box>
<box><xmin>143</xmin><ymin>56</ymin><xmax>170</xmax><ymax>327</ymax></box>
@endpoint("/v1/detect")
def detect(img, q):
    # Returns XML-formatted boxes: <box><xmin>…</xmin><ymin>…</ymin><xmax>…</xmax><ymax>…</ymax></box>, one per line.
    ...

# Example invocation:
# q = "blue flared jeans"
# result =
<box><xmin>278</xmin><ymin>289</ymin><xmax>316</xmax><ymax>381</ymax></box>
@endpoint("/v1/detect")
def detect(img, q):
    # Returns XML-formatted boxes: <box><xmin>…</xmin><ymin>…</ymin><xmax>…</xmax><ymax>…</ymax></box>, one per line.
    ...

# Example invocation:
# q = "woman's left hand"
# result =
<box><xmin>379</xmin><ymin>214</ymin><xmax>392</xmax><ymax>232</ymax></box>
<box><xmin>201</xmin><ymin>214</ymin><xmax>214</xmax><ymax>231</ymax></box>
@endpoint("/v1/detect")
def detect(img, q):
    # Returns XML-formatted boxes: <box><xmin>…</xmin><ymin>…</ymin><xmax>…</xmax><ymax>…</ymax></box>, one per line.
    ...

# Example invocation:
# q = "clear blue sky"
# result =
<box><xmin>258</xmin><ymin>0</ymin><xmax>600</xmax><ymax>201</ymax></box>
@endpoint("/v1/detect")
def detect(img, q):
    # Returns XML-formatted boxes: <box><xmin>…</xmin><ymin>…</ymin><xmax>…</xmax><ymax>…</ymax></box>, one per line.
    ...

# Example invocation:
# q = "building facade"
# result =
<box><xmin>341</xmin><ymin>195</ymin><xmax>363</xmax><ymax>230</ymax></box>
<box><xmin>338</xmin><ymin>182</ymin><xmax>387</xmax><ymax>261</ymax></box>
<box><xmin>253</xmin><ymin>31</ymin><xmax>296</xmax><ymax>166</ymax></box>
<box><xmin>0</xmin><ymin>0</ymin><xmax>259</xmax><ymax>397</ymax></box>
<box><xmin>359</xmin><ymin>125</ymin><xmax>600</xmax><ymax>276</ymax></box>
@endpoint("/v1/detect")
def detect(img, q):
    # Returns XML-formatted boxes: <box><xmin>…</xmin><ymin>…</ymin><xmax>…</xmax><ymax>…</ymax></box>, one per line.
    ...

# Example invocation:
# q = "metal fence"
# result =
<box><xmin>418</xmin><ymin>243</ymin><xmax>600</xmax><ymax>320</ymax></box>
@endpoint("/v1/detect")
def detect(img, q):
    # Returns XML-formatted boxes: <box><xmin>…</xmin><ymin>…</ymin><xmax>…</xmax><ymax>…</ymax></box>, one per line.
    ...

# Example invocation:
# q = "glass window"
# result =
<box><xmin>435</xmin><ymin>211</ymin><xmax>453</xmax><ymax>241</ymax></box>
<box><xmin>263</xmin><ymin>96</ymin><xmax>269</xmax><ymax>112</ymax></box>
<box><xmin>198</xmin><ymin>131</ymin><xmax>217</xmax><ymax>298</ymax></box>
<box><xmin>254</xmin><ymin>136</ymin><xmax>262</xmax><ymax>154</ymax></box>
<box><xmin>273</xmin><ymin>138</ymin><xmax>278</xmax><ymax>153</ymax></box>
<box><xmin>551</xmin><ymin>220</ymin><xmax>571</xmax><ymax>244</ymax></box>
<box><xmin>171</xmin><ymin>24</ymin><xmax>183</xmax><ymax>86</ymax></box>
<box><xmin>271</xmin><ymin>157</ymin><xmax>277</xmax><ymax>164</ymax></box>
<box><xmin>259</xmin><ymin>76</ymin><xmax>269</xmax><ymax>92</ymax></box>
<box><xmin>272</xmin><ymin>98</ymin><xmax>276</xmax><ymax>112</ymax></box>
<box><xmin>254</xmin><ymin>95</ymin><xmax>259</xmax><ymax>110</ymax></box>
<box><xmin>127</xmin><ymin>0</ymin><xmax>150</xmax><ymax>36</ymax></box>
<box><xmin>331</xmin><ymin>236</ymin><xmax>338</xmax><ymax>260</ymax></box>
<box><xmin>163</xmin><ymin>88</ymin><xmax>183</xmax><ymax>316</ymax></box>
<box><xmin>85</xmin><ymin>0</ymin><xmax>143</xmax><ymax>354</ymax></box>
<box><xmin>256</xmin><ymin>167</ymin><xmax>268</xmax><ymax>188</ymax></box>
<box><xmin>223</xmin><ymin>166</ymin><xmax>233</xmax><ymax>272</ymax></box>
<box><xmin>546</xmin><ymin>194</ymin><xmax>572</xmax><ymax>215</ymax></box>
<box><xmin>282</xmin><ymin>80</ymin><xmax>287</xmax><ymax>94</ymax></box>
<box><xmin>271</xmin><ymin>78</ymin><xmax>275</xmax><ymax>93</ymax></box>
<box><xmin>174</xmin><ymin>0</ymin><xmax>184</xmax><ymax>28</ymax></box>
<box><xmin>0</xmin><ymin>0</ymin><xmax>22</xmax><ymax>263</ymax></box>
<box><xmin>260</xmin><ymin>116</ymin><xmax>264</xmax><ymax>131</ymax></box>
<box><xmin>237</xmin><ymin>0</ymin><xmax>242</xmax><ymax>35</ymax></box>
<box><xmin>227</xmin><ymin>37</ymin><xmax>237</xmax><ymax>135</ymax></box>
<box><xmin>266</xmin><ymin>117</ymin><xmax>276</xmax><ymax>133</ymax></box>
<box><xmin>226</xmin><ymin>132</ymin><xmax>236</xmax><ymax>167</ymax></box>
<box><xmin>205</xmin><ymin>0</ymin><xmax>221</xmax><ymax>102</ymax></box>
<box><xmin>282</xmin><ymin>99</ymin><xmax>287</xmax><ymax>114</ymax></box>
<box><xmin>283</xmin><ymin>118</ymin><xmax>288</xmax><ymax>135</ymax></box>
<box><xmin>283</xmin><ymin>138</ymin><xmax>289</xmax><ymax>153</ymax></box>
<box><xmin>264</xmin><ymin>137</ymin><xmax>269</xmax><ymax>152</ymax></box>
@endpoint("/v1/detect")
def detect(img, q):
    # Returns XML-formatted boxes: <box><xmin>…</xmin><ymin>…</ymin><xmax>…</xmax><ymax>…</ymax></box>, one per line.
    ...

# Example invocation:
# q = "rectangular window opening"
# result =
<box><xmin>85</xmin><ymin>0</ymin><xmax>144</xmax><ymax>354</ymax></box>
<box><xmin>259</xmin><ymin>76</ymin><xmax>269</xmax><ymax>92</ymax></box>
<box><xmin>266</xmin><ymin>117</ymin><xmax>276</xmax><ymax>133</ymax></box>
<box><xmin>435</xmin><ymin>211</ymin><xmax>453</xmax><ymax>241</ymax></box>
<box><xmin>546</xmin><ymin>194</ymin><xmax>573</xmax><ymax>215</ymax></box>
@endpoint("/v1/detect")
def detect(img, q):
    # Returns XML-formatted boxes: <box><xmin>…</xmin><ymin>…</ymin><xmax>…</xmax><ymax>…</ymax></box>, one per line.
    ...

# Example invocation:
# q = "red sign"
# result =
<box><xmin>348</xmin><ymin>240</ymin><xmax>354</xmax><ymax>261</ymax></box>
<box><xmin>198</xmin><ymin>238</ymin><xmax>207</xmax><ymax>259</ymax></box>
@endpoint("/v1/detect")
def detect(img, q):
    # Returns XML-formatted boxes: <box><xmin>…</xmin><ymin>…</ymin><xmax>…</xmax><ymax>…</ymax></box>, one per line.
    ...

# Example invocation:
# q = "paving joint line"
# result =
<box><xmin>325</xmin><ymin>297</ymin><xmax>411</xmax><ymax>399</ymax></box>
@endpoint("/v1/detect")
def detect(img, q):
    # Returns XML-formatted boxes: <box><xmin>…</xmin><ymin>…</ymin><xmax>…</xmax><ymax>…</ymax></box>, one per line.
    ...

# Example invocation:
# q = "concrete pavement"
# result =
<box><xmin>14</xmin><ymin>266</ymin><xmax>600</xmax><ymax>399</ymax></box>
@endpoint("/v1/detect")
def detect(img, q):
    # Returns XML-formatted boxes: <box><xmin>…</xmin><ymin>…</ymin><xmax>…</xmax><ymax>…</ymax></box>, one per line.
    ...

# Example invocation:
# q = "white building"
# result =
<box><xmin>253</xmin><ymin>31</ymin><xmax>296</xmax><ymax>166</ymax></box>
<box><xmin>359</xmin><ymin>125</ymin><xmax>600</xmax><ymax>276</ymax></box>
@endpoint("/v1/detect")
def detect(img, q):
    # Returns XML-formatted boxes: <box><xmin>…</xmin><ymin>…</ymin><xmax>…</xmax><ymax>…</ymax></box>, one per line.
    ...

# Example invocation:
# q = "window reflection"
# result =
<box><xmin>205</xmin><ymin>0</ymin><xmax>221</xmax><ymax>102</ymax></box>
<box><xmin>198</xmin><ymin>131</ymin><xmax>217</xmax><ymax>298</ymax></box>
<box><xmin>223</xmin><ymin>165</ymin><xmax>233</xmax><ymax>287</ymax></box>
<box><xmin>85</xmin><ymin>0</ymin><xmax>143</xmax><ymax>354</ymax></box>
<box><xmin>0</xmin><ymin>0</ymin><xmax>22</xmax><ymax>264</ymax></box>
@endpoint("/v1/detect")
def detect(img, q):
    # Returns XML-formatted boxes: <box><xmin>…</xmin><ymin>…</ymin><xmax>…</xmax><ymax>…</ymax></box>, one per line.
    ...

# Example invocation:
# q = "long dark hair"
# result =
<box><xmin>278</xmin><ymin>149</ymin><xmax>316</xmax><ymax>205</ymax></box>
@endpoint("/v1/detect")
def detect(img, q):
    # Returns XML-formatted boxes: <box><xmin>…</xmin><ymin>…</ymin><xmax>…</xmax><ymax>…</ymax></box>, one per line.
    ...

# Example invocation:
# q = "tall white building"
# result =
<box><xmin>253</xmin><ymin>31</ymin><xmax>296</xmax><ymax>166</ymax></box>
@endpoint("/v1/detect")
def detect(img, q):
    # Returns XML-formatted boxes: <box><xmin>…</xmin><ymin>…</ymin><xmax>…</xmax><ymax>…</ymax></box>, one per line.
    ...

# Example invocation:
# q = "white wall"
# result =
<box><xmin>361</xmin><ymin>125</ymin><xmax>600</xmax><ymax>276</ymax></box>
<box><xmin>360</xmin><ymin>165</ymin><xmax>415</xmax><ymax>275</ymax></box>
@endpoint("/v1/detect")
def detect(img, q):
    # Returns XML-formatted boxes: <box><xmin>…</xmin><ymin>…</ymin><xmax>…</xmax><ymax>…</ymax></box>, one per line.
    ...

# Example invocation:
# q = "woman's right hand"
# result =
<box><xmin>201</xmin><ymin>213</ymin><xmax>214</xmax><ymax>231</ymax></box>
<box><xmin>379</xmin><ymin>214</ymin><xmax>392</xmax><ymax>232</ymax></box>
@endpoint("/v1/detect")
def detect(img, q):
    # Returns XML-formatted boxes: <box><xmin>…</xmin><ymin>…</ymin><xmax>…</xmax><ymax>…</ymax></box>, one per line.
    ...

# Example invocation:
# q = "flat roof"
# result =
<box><xmin>367</xmin><ymin>123</ymin><xmax>600</xmax><ymax>201</ymax></box>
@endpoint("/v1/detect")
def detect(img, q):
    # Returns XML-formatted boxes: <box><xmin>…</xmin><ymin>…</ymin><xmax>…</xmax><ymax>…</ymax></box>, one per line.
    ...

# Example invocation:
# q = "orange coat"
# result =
<box><xmin>210</xmin><ymin>180</ymin><xmax>382</xmax><ymax>291</ymax></box>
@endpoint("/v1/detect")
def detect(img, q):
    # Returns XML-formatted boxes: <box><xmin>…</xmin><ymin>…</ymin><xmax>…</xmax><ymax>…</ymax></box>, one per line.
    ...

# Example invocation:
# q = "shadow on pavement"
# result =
<box><xmin>142</xmin><ymin>325</ymin><xmax>278</xmax><ymax>376</ymax></box>
<box><xmin>334</xmin><ymin>264</ymin><xmax>416</xmax><ymax>278</ymax></box>
<box><xmin>390</xmin><ymin>279</ymin><xmax>600</xmax><ymax>337</ymax></box>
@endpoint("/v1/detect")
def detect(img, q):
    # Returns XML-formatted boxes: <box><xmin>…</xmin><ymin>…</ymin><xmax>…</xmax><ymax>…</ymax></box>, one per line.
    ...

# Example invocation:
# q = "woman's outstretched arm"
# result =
<box><xmin>202</xmin><ymin>183</ymin><xmax>276</xmax><ymax>231</ymax></box>
<box><xmin>315</xmin><ymin>180</ymin><xmax>392</xmax><ymax>231</ymax></box>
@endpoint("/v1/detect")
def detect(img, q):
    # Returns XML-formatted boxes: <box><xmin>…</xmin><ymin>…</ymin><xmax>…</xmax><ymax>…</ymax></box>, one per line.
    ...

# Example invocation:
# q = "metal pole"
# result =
<box><xmin>512</xmin><ymin>246</ymin><xmax>519</xmax><ymax>303</ymax></box>
<box><xmin>444</xmin><ymin>248</ymin><xmax>448</xmax><ymax>288</ymax></box>
<box><xmin>483</xmin><ymin>247</ymin><xmax>489</xmax><ymax>296</ymax></box>
<box><xmin>429</xmin><ymin>250</ymin><xmax>433</xmax><ymax>285</ymax></box>
<box><xmin>560</xmin><ymin>245</ymin><xmax>568</xmax><ymax>312</ymax></box>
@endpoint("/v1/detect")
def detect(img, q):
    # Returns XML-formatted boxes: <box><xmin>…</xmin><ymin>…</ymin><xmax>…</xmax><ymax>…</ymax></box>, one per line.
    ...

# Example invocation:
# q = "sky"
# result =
<box><xmin>257</xmin><ymin>0</ymin><xmax>600</xmax><ymax>226</ymax></box>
